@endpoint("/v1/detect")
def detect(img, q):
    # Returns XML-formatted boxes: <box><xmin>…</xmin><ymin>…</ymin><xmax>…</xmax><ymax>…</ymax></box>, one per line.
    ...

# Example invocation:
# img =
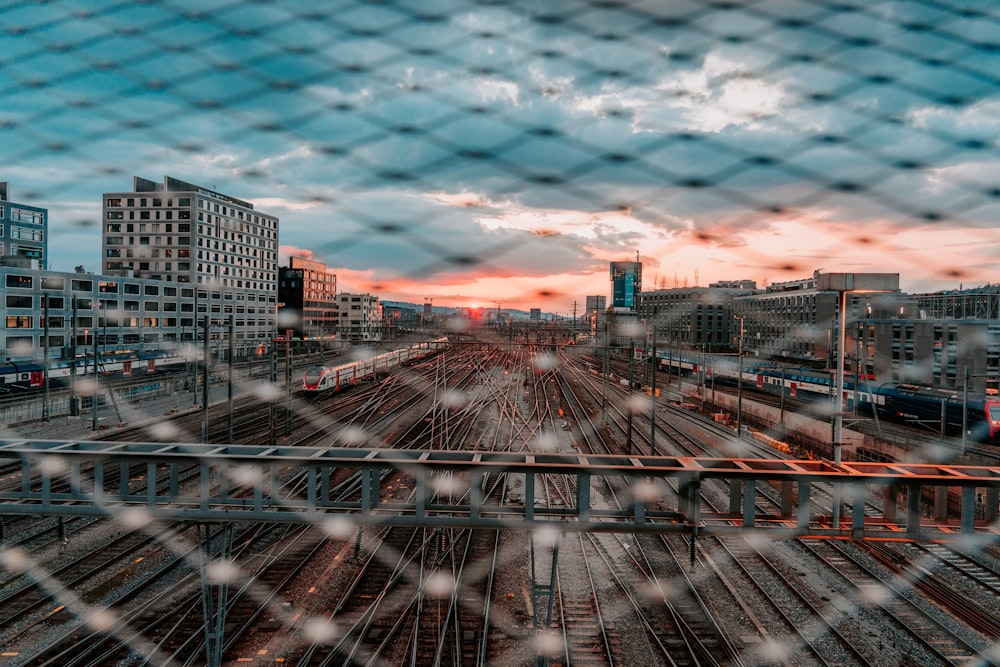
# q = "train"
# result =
<box><xmin>0</xmin><ymin>348</ymin><xmax>188</xmax><ymax>394</ymax></box>
<box><xmin>303</xmin><ymin>338</ymin><xmax>448</xmax><ymax>394</ymax></box>
<box><xmin>652</xmin><ymin>350</ymin><xmax>1000</xmax><ymax>441</ymax></box>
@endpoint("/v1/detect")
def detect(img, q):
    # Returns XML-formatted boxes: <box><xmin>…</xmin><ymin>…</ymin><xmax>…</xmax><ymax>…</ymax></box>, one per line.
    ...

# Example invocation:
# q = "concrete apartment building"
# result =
<box><xmin>335</xmin><ymin>293</ymin><xmax>382</xmax><ymax>341</ymax></box>
<box><xmin>0</xmin><ymin>182</ymin><xmax>48</xmax><ymax>269</ymax></box>
<box><xmin>101</xmin><ymin>176</ymin><xmax>280</xmax><ymax>356</ymax></box>
<box><xmin>2</xmin><ymin>265</ymin><xmax>216</xmax><ymax>361</ymax></box>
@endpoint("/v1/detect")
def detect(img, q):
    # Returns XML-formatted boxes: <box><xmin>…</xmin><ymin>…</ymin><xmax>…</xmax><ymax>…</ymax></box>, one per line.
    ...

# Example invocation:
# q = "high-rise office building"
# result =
<box><xmin>0</xmin><ymin>182</ymin><xmax>48</xmax><ymax>269</ymax></box>
<box><xmin>610</xmin><ymin>261</ymin><xmax>641</xmax><ymax>310</ymax></box>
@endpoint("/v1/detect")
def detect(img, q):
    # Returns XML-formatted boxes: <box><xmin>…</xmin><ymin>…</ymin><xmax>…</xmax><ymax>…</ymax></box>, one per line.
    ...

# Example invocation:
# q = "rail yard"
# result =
<box><xmin>3</xmin><ymin>335</ymin><xmax>1000</xmax><ymax>666</ymax></box>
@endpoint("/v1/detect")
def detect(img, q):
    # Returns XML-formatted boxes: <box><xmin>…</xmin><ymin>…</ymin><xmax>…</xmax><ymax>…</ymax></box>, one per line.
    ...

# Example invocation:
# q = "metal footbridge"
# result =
<box><xmin>5</xmin><ymin>438</ymin><xmax>1000</xmax><ymax>666</ymax></box>
<box><xmin>3</xmin><ymin>438</ymin><xmax>999</xmax><ymax>542</ymax></box>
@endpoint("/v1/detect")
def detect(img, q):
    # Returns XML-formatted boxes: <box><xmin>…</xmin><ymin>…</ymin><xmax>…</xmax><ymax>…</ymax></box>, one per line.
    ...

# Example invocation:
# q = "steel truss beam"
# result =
<box><xmin>2</xmin><ymin>439</ymin><xmax>1000</xmax><ymax>542</ymax></box>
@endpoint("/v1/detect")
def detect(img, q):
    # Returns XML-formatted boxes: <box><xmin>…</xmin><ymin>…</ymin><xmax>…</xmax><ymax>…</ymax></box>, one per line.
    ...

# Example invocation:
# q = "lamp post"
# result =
<box><xmin>816</xmin><ymin>272</ymin><xmax>899</xmax><ymax>528</ymax></box>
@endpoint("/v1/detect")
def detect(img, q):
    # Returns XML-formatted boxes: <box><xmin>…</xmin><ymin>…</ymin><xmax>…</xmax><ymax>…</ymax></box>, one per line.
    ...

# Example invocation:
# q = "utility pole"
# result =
<box><xmin>735</xmin><ymin>314</ymin><xmax>745</xmax><ymax>439</ymax></box>
<box><xmin>285</xmin><ymin>329</ymin><xmax>293</xmax><ymax>437</ymax></box>
<box><xmin>627</xmin><ymin>340</ymin><xmax>634</xmax><ymax>455</ymax></box>
<box><xmin>601</xmin><ymin>318</ymin><xmax>609</xmax><ymax>425</ymax></box>
<box><xmin>962</xmin><ymin>366</ymin><xmax>969</xmax><ymax>455</ymax></box>
<box><xmin>649</xmin><ymin>324</ymin><xmax>657</xmax><ymax>457</ymax></box>
<box><xmin>269</xmin><ymin>336</ymin><xmax>277</xmax><ymax>447</ymax></box>
<box><xmin>42</xmin><ymin>294</ymin><xmax>50</xmax><ymax>421</ymax></box>
<box><xmin>228</xmin><ymin>314</ymin><xmax>234</xmax><ymax>444</ymax></box>
<box><xmin>91</xmin><ymin>315</ymin><xmax>99</xmax><ymax>431</ymax></box>
<box><xmin>202</xmin><ymin>317</ymin><xmax>210</xmax><ymax>444</ymax></box>
<box><xmin>70</xmin><ymin>297</ymin><xmax>78</xmax><ymax>416</ymax></box>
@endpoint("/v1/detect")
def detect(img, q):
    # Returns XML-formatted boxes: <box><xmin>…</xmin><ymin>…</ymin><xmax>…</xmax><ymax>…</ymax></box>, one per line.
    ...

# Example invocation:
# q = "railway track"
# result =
<box><xmin>7</xmin><ymin>339</ymin><xmax>1000</xmax><ymax>665</ymax></box>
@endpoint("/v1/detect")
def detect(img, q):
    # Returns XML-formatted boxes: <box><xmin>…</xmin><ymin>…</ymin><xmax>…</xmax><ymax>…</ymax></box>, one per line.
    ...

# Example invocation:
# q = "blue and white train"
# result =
<box><xmin>653</xmin><ymin>350</ymin><xmax>1000</xmax><ymax>441</ymax></box>
<box><xmin>303</xmin><ymin>338</ymin><xmax>447</xmax><ymax>394</ymax></box>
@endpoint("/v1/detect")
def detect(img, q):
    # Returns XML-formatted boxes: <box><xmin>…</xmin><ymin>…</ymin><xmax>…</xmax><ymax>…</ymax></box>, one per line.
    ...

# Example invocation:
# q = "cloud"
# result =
<box><xmin>5</xmin><ymin>1</ymin><xmax>999</xmax><ymax>307</ymax></box>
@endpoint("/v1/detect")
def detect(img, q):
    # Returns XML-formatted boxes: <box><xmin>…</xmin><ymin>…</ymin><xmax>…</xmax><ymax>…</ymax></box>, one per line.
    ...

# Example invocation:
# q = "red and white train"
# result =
<box><xmin>302</xmin><ymin>338</ymin><xmax>447</xmax><ymax>394</ymax></box>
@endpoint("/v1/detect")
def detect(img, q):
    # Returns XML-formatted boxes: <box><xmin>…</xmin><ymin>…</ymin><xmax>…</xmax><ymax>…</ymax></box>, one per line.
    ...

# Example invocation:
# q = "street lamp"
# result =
<box><xmin>816</xmin><ymin>273</ymin><xmax>899</xmax><ymax>467</ymax></box>
<box><xmin>816</xmin><ymin>273</ymin><xmax>899</xmax><ymax>529</ymax></box>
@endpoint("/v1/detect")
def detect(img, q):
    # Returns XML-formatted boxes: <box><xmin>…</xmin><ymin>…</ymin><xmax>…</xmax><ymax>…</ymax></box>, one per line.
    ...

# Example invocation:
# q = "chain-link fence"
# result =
<box><xmin>4</xmin><ymin>1</ymin><xmax>1000</xmax><ymax>665</ymax></box>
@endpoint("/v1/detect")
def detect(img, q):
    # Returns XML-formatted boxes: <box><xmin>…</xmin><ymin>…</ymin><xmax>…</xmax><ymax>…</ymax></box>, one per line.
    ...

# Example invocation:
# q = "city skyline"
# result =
<box><xmin>4</xmin><ymin>2</ymin><xmax>999</xmax><ymax>311</ymax></box>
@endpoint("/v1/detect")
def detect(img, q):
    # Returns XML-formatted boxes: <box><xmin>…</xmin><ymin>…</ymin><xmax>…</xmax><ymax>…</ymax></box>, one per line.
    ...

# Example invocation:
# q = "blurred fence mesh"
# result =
<box><xmin>4</xmin><ymin>1</ymin><xmax>1000</xmax><ymax>664</ymax></box>
<box><xmin>4</xmin><ymin>0</ymin><xmax>1000</xmax><ymax>297</ymax></box>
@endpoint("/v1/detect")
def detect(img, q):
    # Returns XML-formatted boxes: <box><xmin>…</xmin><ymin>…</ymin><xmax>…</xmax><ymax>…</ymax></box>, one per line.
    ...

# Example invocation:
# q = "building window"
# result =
<box><xmin>99</xmin><ymin>281</ymin><xmax>119</xmax><ymax>293</ymax></box>
<box><xmin>6</xmin><ymin>315</ymin><xmax>32</xmax><ymax>328</ymax></box>
<box><xmin>124</xmin><ymin>283</ymin><xmax>140</xmax><ymax>294</ymax></box>
<box><xmin>40</xmin><ymin>276</ymin><xmax>65</xmax><ymax>290</ymax></box>
<box><xmin>5</xmin><ymin>274</ymin><xmax>32</xmax><ymax>288</ymax></box>
<box><xmin>10</xmin><ymin>208</ymin><xmax>44</xmax><ymax>224</ymax></box>
<box><xmin>5</xmin><ymin>336</ymin><xmax>31</xmax><ymax>350</ymax></box>
<box><xmin>6</xmin><ymin>295</ymin><xmax>32</xmax><ymax>308</ymax></box>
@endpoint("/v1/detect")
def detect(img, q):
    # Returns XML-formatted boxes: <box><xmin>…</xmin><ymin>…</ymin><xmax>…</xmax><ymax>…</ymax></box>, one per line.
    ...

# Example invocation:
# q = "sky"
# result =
<box><xmin>3</xmin><ymin>0</ymin><xmax>1000</xmax><ymax>313</ymax></box>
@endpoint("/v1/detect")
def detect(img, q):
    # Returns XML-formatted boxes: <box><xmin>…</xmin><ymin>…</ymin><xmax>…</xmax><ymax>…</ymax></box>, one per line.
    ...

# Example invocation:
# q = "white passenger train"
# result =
<box><xmin>302</xmin><ymin>338</ymin><xmax>447</xmax><ymax>394</ymax></box>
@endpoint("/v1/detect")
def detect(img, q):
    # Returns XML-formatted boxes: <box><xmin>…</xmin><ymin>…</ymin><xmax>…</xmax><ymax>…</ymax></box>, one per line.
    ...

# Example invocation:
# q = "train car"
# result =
<box><xmin>857</xmin><ymin>384</ymin><xmax>990</xmax><ymax>439</ymax></box>
<box><xmin>0</xmin><ymin>348</ymin><xmax>188</xmax><ymax>394</ymax></box>
<box><xmin>0</xmin><ymin>360</ymin><xmax>46</xmax><ymax>393</ymax></box>
<box><xmin>986</xmin><ymin>400</ymin><xmax>1000</xmax><ymax>440</ymax></box>
<box><xmin>303</xmin><ymin>338</ymin><xmax>447</xmax><ymax>395</ymax></box>
<box><xmin>653</xmin><ymin>348</ymin><xmax>998</xmax><ymax>441</ymax></box>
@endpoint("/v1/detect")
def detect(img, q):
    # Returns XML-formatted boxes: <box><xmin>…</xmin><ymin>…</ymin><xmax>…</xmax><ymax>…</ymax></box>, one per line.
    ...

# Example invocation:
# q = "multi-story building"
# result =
<box><xmin>637</xmin><ymin>283</ymin><xmax>757</xmax><ymax>352</ymax></box>
<box><xmin>731</xmin><ymin>274</ymin><xmax>837</xmax><ymax>366</ymax></box>
<box><xmin>732</xmin><ymin>272</ymin><xmax>903</xmax><ymax>369</ymax></box>
<box><xmin>101</xmin><ymin>176</ymin><xmax>279</xmax><ymax>354</ymax></box>
<box><xmin>870</xmin><ymin>318</ymin><xmax>998</xmax><ymax>393</ymax></box>
<box><xmin>1</xmin><ymin>265</ymin><xmax>251</xmax><ymax>362</ymax></box>
<box><xmin>610</xmin><ymin>261</ymin><xmax>641</xmax><ymax>311</ymax></box>
<box><xmin>0</xmin><ymin>182</ymin><xmax>48</xmax><ymax>269</ymax></box>
<box><xmin>334</xmin><ymin>293</ymin><xmax>382</xmax><ymax>341</ymax></box>
<box><xmin>277</xmin><ymin>257</ymin><xmax>337</xmax><ymax>340</ymax></box>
